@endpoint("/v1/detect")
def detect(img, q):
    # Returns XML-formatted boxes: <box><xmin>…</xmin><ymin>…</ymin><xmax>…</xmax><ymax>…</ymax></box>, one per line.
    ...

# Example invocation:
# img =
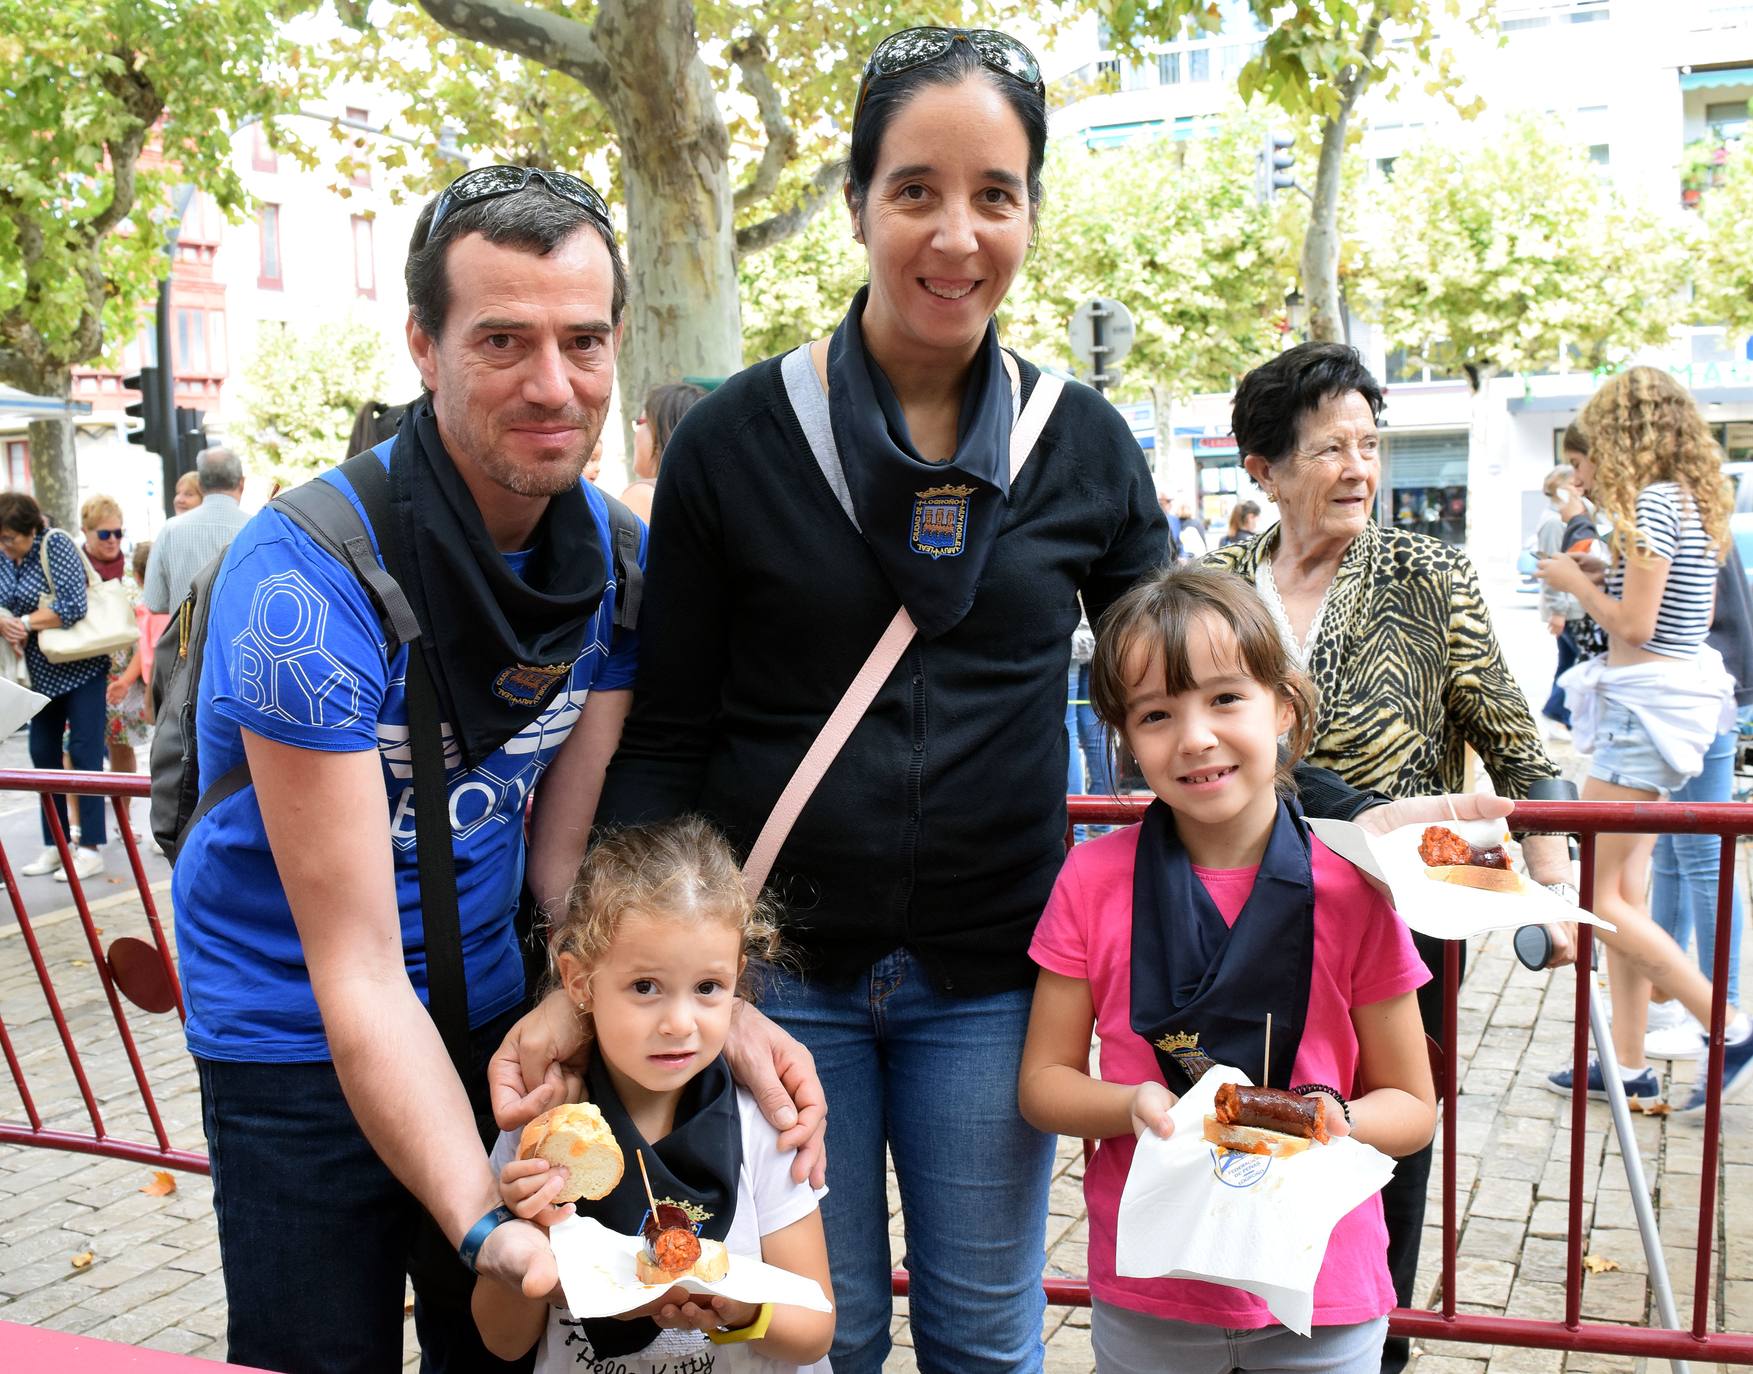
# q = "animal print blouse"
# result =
<box><xmin>1206</xmin><ymin>522</ymin><xmax>1558</xmax><ymax>801</ymax></box>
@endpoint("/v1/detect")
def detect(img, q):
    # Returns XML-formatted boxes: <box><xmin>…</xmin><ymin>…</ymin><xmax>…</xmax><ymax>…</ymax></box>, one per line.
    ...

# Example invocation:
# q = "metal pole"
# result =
<box><xmin>1584</xmin><ymin>972</ymin><xmax>1690</xmax><ymax>1374</ymax></box>
<box><xmin>153</xmin><ymin>280</ymin><xmax>177</xmax><ymax>516</ymax></box>
<box><xmin>1091</xmin><ymin>301</ymin><xmax>1109</xmax><ymax>395</ymax></box>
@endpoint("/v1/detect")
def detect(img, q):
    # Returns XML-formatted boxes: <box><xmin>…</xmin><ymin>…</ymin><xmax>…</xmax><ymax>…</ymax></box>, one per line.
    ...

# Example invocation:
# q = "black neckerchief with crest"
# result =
<box><xmin>569</xmin><ymin>1054</ymin><xmax>741</xmax><ymax>1359</ymax></box>
<box><xmin>385</xmin><ymin>402</ymin><xmax>606</xmax><ymax>771</ymax></box>
<box><xmin>826</xmin><ymin>284</ymin><xmax>1012</xmax><ymax>639</ymax></box>
<box><xmin>1129</xmin><ymin>797</ymin><xmax>1315</xmax><ymax>1095</ymax></box>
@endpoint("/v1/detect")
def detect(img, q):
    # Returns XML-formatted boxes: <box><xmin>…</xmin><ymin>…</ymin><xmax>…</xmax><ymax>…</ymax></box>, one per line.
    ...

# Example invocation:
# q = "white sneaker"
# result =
<box><xmin>19</xmin><ymin>846</ymin><xmax>63</xmax><ymax>876</ymax></box>
<box><xmin>52</xmin><ymin>847</ymin><xmax>103</xmax><ymax>883</ymax></box>
<box><xmin>1645</xmin><ymin>1000</ymin><xmax>1705</xmax><ymax>1061</ymax></box>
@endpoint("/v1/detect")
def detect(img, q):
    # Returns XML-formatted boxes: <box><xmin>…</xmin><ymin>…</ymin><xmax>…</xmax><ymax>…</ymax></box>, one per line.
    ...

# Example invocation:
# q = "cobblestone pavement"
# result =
<box><xmin>4</xmin><ymin>579</ymin><xmax>1753</xmax><ymax>1370</ymax></box>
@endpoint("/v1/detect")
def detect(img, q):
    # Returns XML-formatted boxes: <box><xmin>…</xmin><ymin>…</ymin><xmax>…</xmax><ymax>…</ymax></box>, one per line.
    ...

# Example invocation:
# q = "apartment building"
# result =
<box><xmin>1044</xmin><ymin>0</ymin><xmax>1753</xmax><ymax>573</ymax></box>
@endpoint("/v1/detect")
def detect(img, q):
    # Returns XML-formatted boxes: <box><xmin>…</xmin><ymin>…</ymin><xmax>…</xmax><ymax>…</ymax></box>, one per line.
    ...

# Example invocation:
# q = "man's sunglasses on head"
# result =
<box><xmin>423</xmin><ymin>166</ymin><xmax>612</xmax><ymax>248</ymax></box>
<box><xmin>853</xmin><ymin>27</ymin><xmax>1044</xmax><ymax>126</ymax></box>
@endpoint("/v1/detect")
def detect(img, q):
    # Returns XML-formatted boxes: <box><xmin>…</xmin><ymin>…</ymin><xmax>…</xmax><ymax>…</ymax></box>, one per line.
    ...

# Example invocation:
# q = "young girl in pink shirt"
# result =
<box><xmin>1019</xmin><ymin>566</ymin><xmax>1437</xmax><ymax>1373</ymax></box>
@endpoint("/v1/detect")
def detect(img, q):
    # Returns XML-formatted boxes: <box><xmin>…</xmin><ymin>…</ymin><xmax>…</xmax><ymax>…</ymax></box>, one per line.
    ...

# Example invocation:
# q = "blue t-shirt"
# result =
<box><xmin>173</xmin><ymin>449</ymin><xmax>644</xmax><ymax>1063</ymax></box>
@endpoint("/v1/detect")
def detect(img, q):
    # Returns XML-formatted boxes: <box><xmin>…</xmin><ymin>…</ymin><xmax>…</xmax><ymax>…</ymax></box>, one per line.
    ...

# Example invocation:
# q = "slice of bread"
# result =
<box><xmin>1424</xmin><ymin>863</ymin><xmax>1526</xmax><ymax>895</ymax></box>
<box><xmin>516</xmin><ymin>1102</ymin><xmax>624</xmax><ymax>1203</ymax></box>
<box><xmin>693</xmin><ymin>1238</ymin><xmax>729</xmax><ymax>1282</ymax></box>
<box><xmin>1202</xmin><ymin>1114</ymin><xmax>1313</xmax><ymax>1158</ymax></box>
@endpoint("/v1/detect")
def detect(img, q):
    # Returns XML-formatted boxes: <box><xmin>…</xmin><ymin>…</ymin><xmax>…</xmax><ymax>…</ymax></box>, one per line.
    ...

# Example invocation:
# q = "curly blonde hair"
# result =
<box><xmin>551</xmin><ymin>816</ymin><xmax>783</xmax><ymax>1000</ymax></box>
<box><xmin>1579</xmin><ymin>368</ymin><xmax>1730</xmax><ymax>566</ymax></box>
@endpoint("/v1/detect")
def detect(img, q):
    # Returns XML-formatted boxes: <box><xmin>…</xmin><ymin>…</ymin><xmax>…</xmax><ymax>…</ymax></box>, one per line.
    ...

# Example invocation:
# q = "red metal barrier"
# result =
<box><xmin>3</xmin><ymin>776</ymin><xmax>1752</xmax><ymax>1361</ymax></box>
<box><xmin>0</xmin><ymin>769</ymin><xmax>207</xmax><ymax>1174</ymax></box>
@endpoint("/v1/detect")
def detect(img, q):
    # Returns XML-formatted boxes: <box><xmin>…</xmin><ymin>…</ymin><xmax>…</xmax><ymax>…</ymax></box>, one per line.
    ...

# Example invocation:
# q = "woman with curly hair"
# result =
<box><xmin>1537</xmin><ymin>367</ymin><xmax>1752</xmax><ymax>1110</ymax></box>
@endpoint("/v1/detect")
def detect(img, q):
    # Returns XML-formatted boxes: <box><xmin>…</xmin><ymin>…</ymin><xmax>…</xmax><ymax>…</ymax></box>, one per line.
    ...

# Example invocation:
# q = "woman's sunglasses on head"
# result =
<box><xmin>853</xmin><ymin>27</ymin><xmax>1044</xmax><ymax>126</ymax></box>
<box><xmin>423</xmin><ymin>166</ymin><xmax>612</xmax><ymax>248</ymax></box>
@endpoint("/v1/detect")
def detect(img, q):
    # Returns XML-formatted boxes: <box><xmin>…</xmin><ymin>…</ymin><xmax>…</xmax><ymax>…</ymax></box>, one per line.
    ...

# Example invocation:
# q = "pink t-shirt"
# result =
<box><xmin>1028</xmin><ymin>823</ymin><xmax>1429</xmax><ymax>1330</ymax></box>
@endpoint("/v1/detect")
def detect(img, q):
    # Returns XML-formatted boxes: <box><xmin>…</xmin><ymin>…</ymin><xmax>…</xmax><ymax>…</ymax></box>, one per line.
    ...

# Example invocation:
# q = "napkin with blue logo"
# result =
<box><xmin>1116</xmin><ymin>1065</ymin><xmax>1397</xmax><ymax>1335</ymax></box>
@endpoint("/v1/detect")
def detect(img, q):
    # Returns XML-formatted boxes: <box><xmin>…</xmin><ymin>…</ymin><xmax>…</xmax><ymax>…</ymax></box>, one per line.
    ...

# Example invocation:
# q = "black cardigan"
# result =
<box><xmin>597</xmin><ymin>351</ymin><xmax>1382</xmax><ymax>995</ymax></box>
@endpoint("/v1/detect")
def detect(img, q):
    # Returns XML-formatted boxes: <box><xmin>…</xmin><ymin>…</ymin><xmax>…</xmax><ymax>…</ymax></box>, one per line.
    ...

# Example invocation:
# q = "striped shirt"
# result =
<box><xmin>142</xmin><ymin>493</ymin><xmax>251</xmax><ymax>613</ymax></box>
<box><xmin>1606</xmin><ymin>482</ymin><xmax>1717</xmax><ymax>659</ymax></box>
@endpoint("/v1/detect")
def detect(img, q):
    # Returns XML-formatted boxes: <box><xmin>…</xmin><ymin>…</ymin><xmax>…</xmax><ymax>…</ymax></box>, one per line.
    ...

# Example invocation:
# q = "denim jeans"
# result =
<box><xmin>761</xmin><ymin>950</ymin><xmax>1057</xmax><ymax>1374</ymax></box>
<box><xmin>1542</xmin><ymin>627</ymin><xmax>1578</xmax><ymax>726</ymax></box>
<box><xmin>197</xmin><ymin>1006</ymin><xmax>532</xmax><ymax>1374</ymax></box>
<box><xmin>1651</xmin><ymin>725</ymin><xmax>1744</xmax><ymax>1007</ymax></box>
<box><xmin>1069</xmin><ymin>664</ymin><xmax>1112</xmax><ymax>842</ymax></box>
<box><xmin>28</xmin><ymin>672</ymin><xmax>107</xmax><ymax>847</ymax></box>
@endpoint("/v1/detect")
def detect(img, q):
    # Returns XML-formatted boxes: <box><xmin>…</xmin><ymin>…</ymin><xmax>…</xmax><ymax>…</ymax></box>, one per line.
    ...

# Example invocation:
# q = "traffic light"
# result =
<box><xmin>123</xmin><ymin>367</ymin><xmax>170</xmax><ymax>459</ymax></box>
<box><xmin>173</xmin><ymin>406</ymin><xmax>207</xmax><ymax>472</ymax></box>
<box><xmin>1257</xmin><ymin>133</ymin><xmax>1296</xmax><ymax>204</ymax></box>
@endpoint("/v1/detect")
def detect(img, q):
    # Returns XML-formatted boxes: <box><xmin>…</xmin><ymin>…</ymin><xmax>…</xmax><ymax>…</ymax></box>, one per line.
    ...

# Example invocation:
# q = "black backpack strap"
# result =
<box><xmin>180</xmin><ymin>761</ymin><xmax>252</xmax><ymax>847</ymax></box>
<box><xmin>600</xmin><ymin>491</ymin><xmax>643</xmax><ymax>632</ymax></box>
<box><xmin>340</xmin><ymin>450</ymin><xmax>473</xmax><ymax>1080</ymax></box>
<box><xmin>272</xmin><ymin>459</ymin><xmax>421</xmax><ymax>655</ymax></box>
<box><xmin>177</xmin><ymin>456</ymin><xmax>421</xmax><ymax>848</ymax></box>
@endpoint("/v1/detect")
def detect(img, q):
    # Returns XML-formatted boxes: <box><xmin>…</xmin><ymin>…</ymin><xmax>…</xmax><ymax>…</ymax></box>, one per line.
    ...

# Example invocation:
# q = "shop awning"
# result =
<box><xmin>1681</xmin><ymin>66</ymin><xmax>1753</xmax><ymax>91</ymax></box>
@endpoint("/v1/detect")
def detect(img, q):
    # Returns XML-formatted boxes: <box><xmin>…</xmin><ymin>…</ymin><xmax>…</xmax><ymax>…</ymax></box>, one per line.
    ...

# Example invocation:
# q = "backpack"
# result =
<box><xmin>148</xmin><ymin>451</ymin><xmax>644</xmax><ymax>863</ymax></box>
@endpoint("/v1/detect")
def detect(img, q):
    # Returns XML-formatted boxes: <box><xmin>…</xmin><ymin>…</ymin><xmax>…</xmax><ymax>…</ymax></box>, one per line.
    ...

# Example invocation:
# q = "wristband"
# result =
<box><xmin>707</xmin><ymin>1301</ymin><xmax>774</xmax><ymax>1345</ymax></box>
<box><xmin>1542</xmin><ymin>880</ymin><xmax>1580</xmax><ymax>906</ymax></box>
<box><xmin>458</xmin><ymin>1204</ymin><xmax>518</xmax><ymax>1274</ymax></box>
<box><xmin>1291</xmin><ymin>1082</ymin><xmax>1352</xmax><ymax>1126</ymax></box>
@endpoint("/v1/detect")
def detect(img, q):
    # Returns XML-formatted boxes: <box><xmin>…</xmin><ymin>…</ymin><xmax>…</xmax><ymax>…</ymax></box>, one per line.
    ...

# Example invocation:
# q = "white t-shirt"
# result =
<box><xmin>489</xmin><ymin>1088</ymin><xmax>830</xmax><ymax>1374</ymax></box>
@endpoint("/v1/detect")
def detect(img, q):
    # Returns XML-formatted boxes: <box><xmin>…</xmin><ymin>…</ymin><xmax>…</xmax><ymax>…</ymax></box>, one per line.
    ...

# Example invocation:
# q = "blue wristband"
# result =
<box><xmin>459</xmin><ymin>1205</ymin><xmax>518</xmax><ymax>1274</ymax></box>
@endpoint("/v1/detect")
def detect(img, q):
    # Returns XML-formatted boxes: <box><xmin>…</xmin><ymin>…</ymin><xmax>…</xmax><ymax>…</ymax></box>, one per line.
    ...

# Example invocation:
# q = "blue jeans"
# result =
<box><xmin>1542</xmin><ymin>627</ymin><xmax>1578</xmax><ymax>726</ymax></box>
<box><xmin>1651</xmin><ymin>726</ymin><xmax>1744</xmax><ymax>1006</ymax></box>
<box><xmin>1069</xmin><ymin>664</ymin><xmax>1112</xmax><ymax>842</ymax></box>
<box><xmin>197</xmin><ymin>1006</ymin><xmax>531</xmax><ymax>1374</ymax></box>
<box><xmin>28</xmin><ymin>672</ymin><xmax>107</xmax><ymax>847</ymax></box>
<box><xmin>761</xmin><ymin>951</ymin><xmax>1057</xmax><ymax>1374</ymax></box>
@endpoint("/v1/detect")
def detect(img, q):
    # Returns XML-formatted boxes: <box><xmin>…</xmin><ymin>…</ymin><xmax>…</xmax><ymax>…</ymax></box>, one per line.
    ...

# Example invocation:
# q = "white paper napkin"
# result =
<box><xmin>0</xmin><ymin>674</ymin><xmax>48</xmax><ymax>738</ymax></box>
<box><xmin>1116</xmin><ymin>1065</ymin><xmax>1397</xmax><ymax>1335</ymax></box>
<box><xmin>549</xmin><ymin>1215</ymin><xmax>832</xmax><ymax>1320</ymax></box>
<box><xmin>1307</xmin><ymin>818</ymin><xmax>1613</xmax><ymax>942</ymax></box>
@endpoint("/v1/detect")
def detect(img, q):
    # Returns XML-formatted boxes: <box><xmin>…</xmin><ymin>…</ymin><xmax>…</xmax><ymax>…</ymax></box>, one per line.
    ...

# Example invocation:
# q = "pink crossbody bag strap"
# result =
<box><xmin>742</xmin><ymin>369</ymin><xmax>1066</xmax><ymax>899</ymax></box>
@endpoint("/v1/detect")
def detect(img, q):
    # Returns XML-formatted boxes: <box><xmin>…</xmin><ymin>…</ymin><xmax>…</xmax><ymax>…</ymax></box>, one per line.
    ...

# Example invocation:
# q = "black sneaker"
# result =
<box><xmin>1545</xmin><ymin>1058</ymin><xmax>1661</xmax><ymax>1102</ymax></box>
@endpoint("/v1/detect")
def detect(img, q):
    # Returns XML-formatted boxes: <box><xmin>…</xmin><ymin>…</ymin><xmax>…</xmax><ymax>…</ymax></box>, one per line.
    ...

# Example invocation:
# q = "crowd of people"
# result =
<box><xmin>9</xmin><ymin>22</ymin><xmax>1751</xmax><ymax>1374</ymax></box>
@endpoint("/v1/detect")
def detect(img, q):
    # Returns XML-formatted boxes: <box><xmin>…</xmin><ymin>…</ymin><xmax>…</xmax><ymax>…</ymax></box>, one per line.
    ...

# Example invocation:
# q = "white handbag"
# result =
<box><xmin>37</xmin><ymin>530</ymin><xmax>140</xmax><ymax>664</ymax></box>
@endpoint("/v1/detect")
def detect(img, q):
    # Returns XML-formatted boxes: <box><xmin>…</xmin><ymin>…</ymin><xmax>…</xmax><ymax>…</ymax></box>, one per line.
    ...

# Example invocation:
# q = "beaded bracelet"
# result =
<box><xmin>1291</xmin><ymin>1082</ymin><xmax>1352</xmax><ymax>1126</ymax></box>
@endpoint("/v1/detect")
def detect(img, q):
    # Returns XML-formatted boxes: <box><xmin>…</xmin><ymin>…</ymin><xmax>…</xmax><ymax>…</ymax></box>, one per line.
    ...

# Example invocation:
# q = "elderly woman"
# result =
<box><xmin>1206</xmin><ymin>341</ymin><xmax>1573</xmax><ymax>1373</ymax></box>
<box><xmin>500</xmin><ymin>40</ymin><xmax>1519</xmax><ymax>1374</ymax></box>
<box><xmin>0</xmin><ymin>493</ymin><xmax>112</xmax><ymax>882</ymax></box>
<box><xmin>78</xmin><ymin>495</ymin><xmax>149</xmax><ymax>833</ymax></box>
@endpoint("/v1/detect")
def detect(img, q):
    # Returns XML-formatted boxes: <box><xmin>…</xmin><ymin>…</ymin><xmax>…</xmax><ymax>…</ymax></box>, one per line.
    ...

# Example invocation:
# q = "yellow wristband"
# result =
<box><xmin>706</xmin><ymin>1301</ymin><xmax>773</xmax><ymax>1345</ymax></box>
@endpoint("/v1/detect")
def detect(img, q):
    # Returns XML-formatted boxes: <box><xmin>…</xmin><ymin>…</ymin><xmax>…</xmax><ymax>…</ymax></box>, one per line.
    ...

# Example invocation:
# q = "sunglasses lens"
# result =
<box><xmin>451</xmin><ymin>165</ymin><xmax>531</xmax><ymax>203</ymax></box>
<box><xmin>872</xmin><ymin>27</ymin><xmax>954</xmax><ymax>75</ymax></box>
<box><xmin>539</xmin><ymin>171</ymin><xmax>610</xmax><ymax>222</ymax></box>
<box><xmin>969</xmin><ymin>31</ymin><xmax>1041</xmax><ymax>84</ymax></box>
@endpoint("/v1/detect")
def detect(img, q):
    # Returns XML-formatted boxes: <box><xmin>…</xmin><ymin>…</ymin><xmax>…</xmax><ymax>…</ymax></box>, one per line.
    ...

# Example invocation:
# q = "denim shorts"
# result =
<box><xmin>1091</xmin><ymin>1301</ymin><xmax>1388</xmax><ymax>1373</ymax></box>
<box><xmin>1589</xmin><ymin>701</ymin><xmax>1693</xmax><ymax>797</ymax></box>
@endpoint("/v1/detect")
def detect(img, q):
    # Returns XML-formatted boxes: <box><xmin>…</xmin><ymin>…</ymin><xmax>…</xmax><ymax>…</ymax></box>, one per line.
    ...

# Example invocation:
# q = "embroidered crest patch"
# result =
<box><xmin>1153</xmin><ymin>1029</ymin><xmax>1218</xmax><ymax>1085</ymax></box>
<box><xmin>910</xmin><ymin>484</ymin><xmax>975</xmax><ymax>559</ymax></box>
<box><xmin>490</xmin><ymin>660</ymin><xmax>574</xmax><ymax>708</ymax></box>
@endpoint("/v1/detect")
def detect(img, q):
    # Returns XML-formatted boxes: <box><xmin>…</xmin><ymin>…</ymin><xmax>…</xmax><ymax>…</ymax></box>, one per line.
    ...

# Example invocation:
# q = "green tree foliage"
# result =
<box><xmin>737</xmin><ymin>198</ymin><xmax>867</xmax><ymax>363</ymax></box>
<box><xmin>741</xmin><ymin>120</ymin><xmax>1293</xmax><ymax>398</ymax></box>
<box><xmin>1692</xmin><ymin>142</ymin><xmax>1753</xmax><ymax>334</ymax></box>
<box><xmin>0</xmin><ymin>0</ymin><xmax>303</xmax><ymax>526</ymax></box>
<box><xmin>237</xmin><ymin>316</ymin><xmax>391</xmax><ymax>484</ymax></box>
<box><xmin>327</xmin><ymin>0</ymin><xmax>1063</xmax><ymax>441</ymax></box>
<box><xmin>1355</xmin><ymin>114</ymin><xmax>1688</xmax><ymax>382</ymax></box>
<box><xmin>1097</xmin><ymin>0</ymin><xmax>1494</xmax><ymax>343</ymax></box>
<box><xmin>1003</xmin><ymin>125</ymin><xmax>1292</xmax><ymax>398</ymax></box>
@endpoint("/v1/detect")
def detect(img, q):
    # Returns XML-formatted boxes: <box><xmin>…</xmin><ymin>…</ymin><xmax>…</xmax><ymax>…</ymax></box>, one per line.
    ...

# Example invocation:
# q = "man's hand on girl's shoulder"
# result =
<box><xmin>725</xmin><ymin>999</ymin><xmax>829</xmax><ymax>1189</ymax></box>
<box><xmin>490</xmin><ymin>989</ymin><xmax>592</xmax><ymax>1131</ymax></box>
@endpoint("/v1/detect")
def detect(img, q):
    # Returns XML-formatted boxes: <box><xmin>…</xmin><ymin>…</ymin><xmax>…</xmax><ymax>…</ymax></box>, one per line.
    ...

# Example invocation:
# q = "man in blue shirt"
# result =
<box><xmin>175</xmin><ymin>170</ymin><xmax>645</xmax><ymax>1372</ymax></box>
